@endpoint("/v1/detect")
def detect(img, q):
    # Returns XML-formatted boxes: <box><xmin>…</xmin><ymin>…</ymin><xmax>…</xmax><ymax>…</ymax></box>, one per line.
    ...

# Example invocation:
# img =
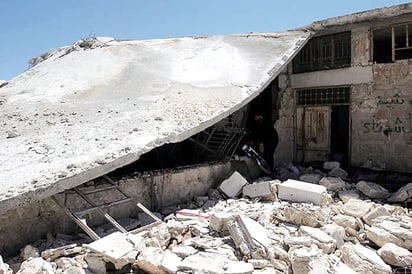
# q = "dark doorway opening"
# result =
<box><xmin>330</xmin><ymin>105</ymin><xmax>349</xmax><ymax>165</ymax></box>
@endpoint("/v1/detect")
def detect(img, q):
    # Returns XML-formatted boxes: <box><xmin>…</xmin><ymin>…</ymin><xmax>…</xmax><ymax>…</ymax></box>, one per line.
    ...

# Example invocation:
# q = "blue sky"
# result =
<box><xmin>0</xmin><ymin>0</ymin><xmax>410</xmax><ymax>80</ymax></box>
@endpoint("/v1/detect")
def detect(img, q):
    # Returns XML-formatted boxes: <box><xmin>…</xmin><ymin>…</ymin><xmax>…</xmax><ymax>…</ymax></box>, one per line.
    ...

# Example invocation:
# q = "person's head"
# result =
<box><xmin>254</xmin><ymin>114</ymin><xmax>263</xmax><ymax>122</ymax></box>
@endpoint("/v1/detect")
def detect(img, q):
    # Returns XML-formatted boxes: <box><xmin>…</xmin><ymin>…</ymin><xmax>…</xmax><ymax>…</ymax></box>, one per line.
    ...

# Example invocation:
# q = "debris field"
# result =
<box><xmin>1</xmin><ymin>161</ymin><xmax>411</xmax><ymax>274</ymax></box>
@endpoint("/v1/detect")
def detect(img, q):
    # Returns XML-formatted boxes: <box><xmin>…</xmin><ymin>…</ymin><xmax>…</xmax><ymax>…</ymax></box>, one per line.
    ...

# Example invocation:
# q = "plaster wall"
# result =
<box><xmin>0</xmin><ymin>159</ymin><xmax>258</xmax><ymax>256</ymax></box>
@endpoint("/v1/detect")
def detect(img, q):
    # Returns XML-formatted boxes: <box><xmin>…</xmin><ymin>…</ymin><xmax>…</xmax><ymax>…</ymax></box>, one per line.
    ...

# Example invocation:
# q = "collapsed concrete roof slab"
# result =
<box><xmin>0</xmin><ymin>31</ymin><xmax>310</xmax><ymax>214</ymax></box>
<box><xmin>308</xmin><ymin>3</ymin><xmax>412</xmax><ymax>32</ymax></box>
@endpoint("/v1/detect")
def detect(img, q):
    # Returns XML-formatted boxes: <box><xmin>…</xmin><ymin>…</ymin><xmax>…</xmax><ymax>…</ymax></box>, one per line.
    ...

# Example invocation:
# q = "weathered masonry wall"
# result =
<box><xmin>284</xmin><ymin>24</ymin><xmax>412</xmax><ymax>172</ymax></box>
<box><xmin>351</xmin><ymin>61</ymin><xmax>412</xmax><ymax>171</ymax></box>
<box><xmin>0</xmin><ymin>159</ymin><xmax>258</xmax><ymax>256</ymax></box>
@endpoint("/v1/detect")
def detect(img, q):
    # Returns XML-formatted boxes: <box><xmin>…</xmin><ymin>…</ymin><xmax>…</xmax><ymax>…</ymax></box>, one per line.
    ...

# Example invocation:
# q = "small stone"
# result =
<box><xmin>356</xmin><ymin>181</ymin><xmax>390</xmax><ymax>199</ymax></box>
<box><xmin>6</xmin><ymin>131</ymin><xmax>19</xmax><ymax>139</ymax></box>
<box><xmin>323</xmin><ymin>161</ymin><xmax>340</xmax><ymax>170</ymax></box>
<box><xmin>362</xmin><ymin>206</ymin><xmax>390</xmax><ymax>226</ymax></box>
<box><xmin>332</xmin><ymin>214</ymin><xmax>358</xmax><ymax>230</ymax></box>
<box><xmin>387</xmin><ymin>183</ymin><xmax>412</xmax><ymax>202</ymax></box>
<box><xmin>84</xmin><ymin>253</ymin><xmax>106</xmax><ymax>274</ymax></box>
<box><xmin>20</xmin><ymin>245</ymin><xmax>40</xmax><ymax>261</ymax></box>
<box><xmin>338</xmin><ymin>189</ymin><xmax>360</xmax><ymax>203</ymax></box>
<box><xmin>319</xmin><ymin>177</ymin><xmax>346</xmax><ymax>191</ymax></box>
<box><xmin>161</xmin><ymin>250</ymin><xmax>182</xmax><ymax>273</ymax></box>
<box><xmin>328</xmin><ymin>167</ymin><xmax>348</xmax><ymax>178</ymax></box>
<box><xmin>16</xmin><ymin>258</ymin><xmax>54</xmax><ymax>274</ymax></box>
<box><xmin>298</xmin><ymin>173</ymin><xmax>322</xmax><ymax>184</ymax></box>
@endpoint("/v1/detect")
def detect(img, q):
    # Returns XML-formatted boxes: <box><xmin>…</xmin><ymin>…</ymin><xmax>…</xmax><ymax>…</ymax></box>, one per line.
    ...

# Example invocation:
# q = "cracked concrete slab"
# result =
<box><xmin>0</xmin><ymin>31</ymin><xmax>310</xmax><ymax>214</ymax></box>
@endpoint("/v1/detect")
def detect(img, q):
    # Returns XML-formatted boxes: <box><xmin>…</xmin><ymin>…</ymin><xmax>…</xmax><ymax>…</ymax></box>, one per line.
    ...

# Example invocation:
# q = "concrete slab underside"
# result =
<box><xmin>0</xmin><ymin>31</ymin><xmax>310</xmax><ymax>214</ymax></box>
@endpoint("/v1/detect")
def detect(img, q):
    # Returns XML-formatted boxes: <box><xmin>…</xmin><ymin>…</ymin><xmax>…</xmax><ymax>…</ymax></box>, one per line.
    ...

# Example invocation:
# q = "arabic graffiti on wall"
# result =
<box><xmin>377</xmin><ymin>93</ymin><xmax>407</xmax><ymax>107</ymax></box>
<box><xmin>363</xmin><ymin>112</ymin><xmax>412</xmax><ymax>136</ymax></box>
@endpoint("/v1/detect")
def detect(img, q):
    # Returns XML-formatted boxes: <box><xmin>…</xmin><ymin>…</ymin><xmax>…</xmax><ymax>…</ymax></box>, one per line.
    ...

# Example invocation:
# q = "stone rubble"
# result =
<box><xmin>1</xmin><ymin>163</ymin><xmax>411</xmax><ymax>273</ymax></box>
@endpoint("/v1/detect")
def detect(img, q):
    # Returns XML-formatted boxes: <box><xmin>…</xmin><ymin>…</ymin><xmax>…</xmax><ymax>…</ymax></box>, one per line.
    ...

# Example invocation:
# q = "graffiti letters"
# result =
<box><xmin>377</xmin><ymin>93</ymin><xmax>405</xmax><ymax>107</ymax></box>
<box><xmin>363</xmin><ymin>113</ymin><xmax>412</xmax><ymax>136</ymax></box>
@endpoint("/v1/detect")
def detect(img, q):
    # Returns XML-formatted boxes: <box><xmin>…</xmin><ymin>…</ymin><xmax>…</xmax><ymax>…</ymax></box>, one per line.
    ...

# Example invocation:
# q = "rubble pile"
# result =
<box><xmin>1</xmin><ymin>162</ymin><xmax>411</xmax><ymax>273</ymax></box>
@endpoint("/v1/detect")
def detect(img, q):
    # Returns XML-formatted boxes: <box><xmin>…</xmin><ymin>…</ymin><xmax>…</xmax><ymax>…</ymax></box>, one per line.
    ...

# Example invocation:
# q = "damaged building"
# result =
<box><xmin>0</xmin><ymin>3</ymin><xmax>411</xmax><ymax>274</ymax></box>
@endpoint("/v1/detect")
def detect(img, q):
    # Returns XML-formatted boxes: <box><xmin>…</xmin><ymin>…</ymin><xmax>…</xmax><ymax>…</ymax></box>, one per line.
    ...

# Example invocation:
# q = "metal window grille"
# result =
<box><xmin>296</xmin><ymin>87</ymin><xmax>350</xmax><ymax>106</ymax></box>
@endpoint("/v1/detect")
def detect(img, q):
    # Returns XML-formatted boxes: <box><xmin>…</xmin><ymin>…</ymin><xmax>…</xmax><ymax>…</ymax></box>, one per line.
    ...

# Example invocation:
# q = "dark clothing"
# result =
<box><xmin>246</xmin><ymin>117</ymin><xmax>279</xmax><ymax>171</ymax></box>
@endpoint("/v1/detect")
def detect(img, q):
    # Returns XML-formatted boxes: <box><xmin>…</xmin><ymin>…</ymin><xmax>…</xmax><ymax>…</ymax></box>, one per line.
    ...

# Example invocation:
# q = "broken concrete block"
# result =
<box><xmin>171</xmin><ymin>246</ymin><xmax>197</xmax><ymax>258</ymax></box>
<box><xmin>20</xmin><ymin>245</ymin><xmax>40</xmax><ymax>261</ymax></box>
<box><xmin>178</xmin><ymin>252</ymin><xmax>231</xmax><ymax>273</ymax></box>
<box><xmin>84</xmin><ymin>253</ymin><xmax>106</xmax><ymax>274</ymax></box>
<box><xmin>328</xmin><ymin>167</ymin><xmax>348</xmax><ymax>178</ymax></box>
<box><xmin>341</xmin><ymin>198</ymin><xmax>372</xmax><ymax>218</ymax></box>
<box><xmin>338</xmin><ymin>189</ymin><xmax>360</xmax><ymax>203</ymax></box>
<box><xmin>290</xmin><ymin>247</ymin><xmax>330</xmax><ymax>274</ymax></box>
<box><xmin>367</xmin><ymin>216</ymin><xmax>412</xmax><ymax>250</ymax></box>
<box><xmin>387</xmin><ymin>183</ymin><xmax>412</xmax><ymax>202</ymax></box>
<box><xmin>85</xmin><ymin>232</ymin><xmax>143</xmax><ymax>260</ymax></box>
<box><xmin>247</xmin><ymin>259</ymin><xmax>269</xmax><ymax>269</ymax></box>
<box><xmin>242</xmin><ymin>180</ymin><xmax>278</xmax><ymax>200</ymax></box>
<box><xmin>332</xmin><ymin>214</ymin><xmax>358</xmax><ymax>230</ymax></box>
<box><xmin>218</xmin><ymin>171</ymin><xmax>248</xmax><ymax>198</ymax></box>
<box><xmin>323</xmin><ymin>161</ymin><xmax>340</xmax><ymax>170</ymax></box>
<box><xmin>319</xmin><ymin>177</ymin><xmax>346</xmax><ymax>191</ymax></box>
<box><xmin>161</xmin><ymin>250</ymin><xmax>182</xmax><ymax>273</ymax></box>
<box><xmin>300</xmin><ymin>226</ymin><xmax>336</xmax><ymax>254</ymax></box>
<box><xmin>16</xmin><ymin>257</ymin><xmax>55</xmax><ymax>274</ymax></box>
<box><xmin>228</xmin><ymin>215</ymin><xmax>270</xmax><ymax>259</ymax></box>
<box><xmin>329</xmin><ymin>254</ymin><xmax>358</xmax><ymax>274</ymax></box>
<box><xmin>209</xmin><ymin>212</ymin><xmax>234</xmax><ymax>233</ymax></box>
<box><xmin>341</xmin><ymin>243</ymin><xmax>391</xmax><ymax>274</ymax></box>
<box><xmin>362</xmin><ymin>206</ymin><xmax>390</xmax><ymax>226</ymax></box>
<box><xmin>284</xmin><ymin>236</ymin><xmax>313</xmax><ymax>249</ymax></box>
<box><xmin>278</xmin><ymin>179</ymin><xmax>329</xmax><ymax>206</ymax></box>
<box><xmin>366</xmin><ymin>226</ymin><xmax>404</xmax><ymax>248</ymax></box>
<box><xmin>135</xmin><ymin>247</ymin><xmax>165</xmax><ymax>274</ymax></box>
<box><xmin>377</xmin><ymin>243</ymin><xmax>412</xmax><ymax>267</ymax></box>
<box><xmin>225</xmin><ymin>261</ymin><xmax>254</xmax><ymax>274</ymax></box>
<box><xmin>42</xmin><ymin>244</ymin><xmax>82</xmax><ymax>261</ymax></box>
<box><xmin>187</xmin><ymin>236</ymin><xmax>224</xmax><ymax>250</ymax></box>
<box><xmin>298</xmin><ymin>173</ymin><xmax>321</xmax><ymax>184</ymax></box>
<box><xmin>356</xmin><ymin>180</ymin><xmax>390</xmax><ymax>199</ymax></box>
<box><xmin>322</xmin><ymin>224</ymin><xmax>345</xmax><ymax>249</ymax></box>
<box><xmin>283</xmin><ymin>205</ymin><xmax>320</xmax><ymax>227</ymax></box>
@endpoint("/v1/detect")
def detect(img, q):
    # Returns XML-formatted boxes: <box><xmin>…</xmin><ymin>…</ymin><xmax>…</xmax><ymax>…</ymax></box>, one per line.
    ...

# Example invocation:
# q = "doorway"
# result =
<box><xmin>330</xmin><ymin>105</ymin><xmax>349</xmax><ymax>165</ymax></box>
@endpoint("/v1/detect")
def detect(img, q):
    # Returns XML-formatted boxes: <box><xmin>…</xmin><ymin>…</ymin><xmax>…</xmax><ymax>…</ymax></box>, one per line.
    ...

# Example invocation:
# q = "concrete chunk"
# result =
<box><xmin>362</xmin><ymin>206</ymin><xmax>390</xmax><ymax>226</ymax></box>
<box><xmin>319</xmin><ymin>177</ymin><xmax>346</xmax><ymax>191</ymax></box>
<box><xmin>278</xmin><ymin>179</ymin><xmax>329</xmax><ymax>206</ymax></box>
<box><xmin>225</xmin><ymin>261</ymin><xmax>254</xmax><ymax>274</ymax></box>
<box><xmin>161</xmin><ymin>250</ymin><xmax>182</xmax><ymax>273</ymax></box>
<box><xmin>209</xmin><ymin>212</ymin><xmax>234</xmax><ymax>233</ymax></box>
<box><xmin>342</xmin><ymin>198</ymin><xmax>372</xmax><ymax>218</ymax></box>
<box><xmin>387</xmin><ymin>183</ymin><xmax>412</xmax><ymax>202</ymax></box>
<box><xmin>341</xmin><ymin>243</ymin><xmax>391</xmax><ymax>274</ymax></box>
<box><xmin>218</xmin><ymin>171</ymin><xmax>248</xmax><ymax>198</ymax></box>
<box><xmin>242</xmin><ymin>180</ymin><xmax>278</xmax><ymax>200</ymax></box>
<box><xmin>356</xmin><ymin>181</ymin><xmax>390</xmax><ymax>199</ymax></box>
<box><xmin>377</xmin><ymin>243</ymin><xmax>412</xmax><ymax>267</ymax></box>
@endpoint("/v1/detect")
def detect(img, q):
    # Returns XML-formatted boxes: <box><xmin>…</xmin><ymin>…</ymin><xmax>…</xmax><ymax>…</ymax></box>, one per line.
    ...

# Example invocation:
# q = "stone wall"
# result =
<box><xmin>0</xmin><ymin>159</ymin><xmax>258</xmax><ymax>256</ymax></box>
<box><xmin>351</xmin><ymin>61</ymin><xmax>412</xmax><ymax>171</ymax></box>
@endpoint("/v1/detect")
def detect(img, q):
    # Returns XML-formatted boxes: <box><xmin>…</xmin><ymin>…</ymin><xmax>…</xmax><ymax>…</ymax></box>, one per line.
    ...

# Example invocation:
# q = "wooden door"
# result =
<box><xmin>296</xmin><ymin>106</ymin><xmax>331</xmax><ymax>162</ymax></box>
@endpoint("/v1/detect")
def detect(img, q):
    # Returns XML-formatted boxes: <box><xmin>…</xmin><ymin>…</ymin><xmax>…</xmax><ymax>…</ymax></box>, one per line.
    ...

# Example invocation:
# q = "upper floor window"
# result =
<box><xmin>373</xmin><ymin>23</ymin><xmax>412</xmax><ymax>63</ymax></box>
<box><xmin>293</xmin><ymin>32</ymin><xmax>351</xmax><ymax>73</ymax></box>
